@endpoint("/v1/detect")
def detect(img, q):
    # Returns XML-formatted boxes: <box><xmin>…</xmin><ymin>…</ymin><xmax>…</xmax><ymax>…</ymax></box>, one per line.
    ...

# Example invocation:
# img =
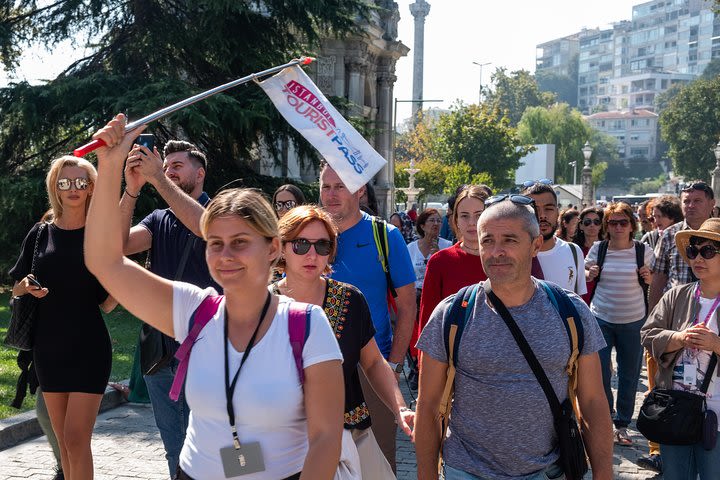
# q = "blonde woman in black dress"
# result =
<box><xmin>10</xmin><ymin>156</ymin><xmax>116</xmax><ymax>480</ymax></box>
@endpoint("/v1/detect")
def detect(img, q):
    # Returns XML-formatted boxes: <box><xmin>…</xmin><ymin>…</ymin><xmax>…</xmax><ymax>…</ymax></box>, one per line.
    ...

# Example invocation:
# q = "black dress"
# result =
<box><xmin>9</xmin><ymin>223</ymin><xmax>111</xmax><ymax>394</ymax></box>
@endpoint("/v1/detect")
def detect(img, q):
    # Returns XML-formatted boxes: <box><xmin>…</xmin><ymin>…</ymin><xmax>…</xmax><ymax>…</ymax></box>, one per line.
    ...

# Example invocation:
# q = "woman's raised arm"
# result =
<box><xmin>84</xmin><ymin>114</ymin><xmax>175</xmax><ymax>337</ymax></box>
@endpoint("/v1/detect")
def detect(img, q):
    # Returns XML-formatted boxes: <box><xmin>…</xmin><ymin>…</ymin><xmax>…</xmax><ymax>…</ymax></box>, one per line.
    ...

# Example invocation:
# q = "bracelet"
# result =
<box><xmin>125</xmin><ymin>189</ymin><xmax>140</xmax><ymax>199</ymax></box>
<box><xmin>399</xmin><ymin>406</ymin><xmax>411</xmax><ymax>413</ymax></box>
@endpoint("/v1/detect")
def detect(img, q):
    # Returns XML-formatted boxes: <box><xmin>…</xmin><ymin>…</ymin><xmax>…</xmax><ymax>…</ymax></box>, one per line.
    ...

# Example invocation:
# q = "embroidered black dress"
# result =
<box><xmin>10</xmin><ymin>223</ymin><xmax>111</xmax><ymax>394</ymax></box>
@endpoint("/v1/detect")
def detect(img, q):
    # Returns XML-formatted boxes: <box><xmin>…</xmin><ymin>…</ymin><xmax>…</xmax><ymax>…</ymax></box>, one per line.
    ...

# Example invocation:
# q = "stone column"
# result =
<box><xmin>375</xmin><ymin>72</ymin><xmax>397</xmax><ymax>217</ymax></box>
<box><xmin>409</xmin><ymin>0</ymin><xmax>430</xmax><ymax>124</ymax></box>
<box><xmin>347</xmin><ymin>61</ymin><xmax>364</xmax><ymax>116</ymax></box>
<box><xmin>581</xmin><ymin>162</ymin><xmax>593</xmax><ymax>207</ymax></box>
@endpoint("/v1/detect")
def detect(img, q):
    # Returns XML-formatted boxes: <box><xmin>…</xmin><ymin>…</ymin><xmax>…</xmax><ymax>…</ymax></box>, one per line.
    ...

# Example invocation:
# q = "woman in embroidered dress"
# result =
<box><xmin>274</xmin><ymin>205</ymin><xmax>413</xmax><ymax>479</ymax></box>
<box><xmin>84</xmin><ymin>114</ymin><xmax>345</xmax><ymax>480</ymax></box>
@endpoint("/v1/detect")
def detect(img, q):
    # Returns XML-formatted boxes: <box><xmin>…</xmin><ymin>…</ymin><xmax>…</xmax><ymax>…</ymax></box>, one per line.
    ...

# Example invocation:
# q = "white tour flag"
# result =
<box><xmin>257</xmin><ymin>65</ymin><xmax>387</xmax><ymax>193</ymax></box>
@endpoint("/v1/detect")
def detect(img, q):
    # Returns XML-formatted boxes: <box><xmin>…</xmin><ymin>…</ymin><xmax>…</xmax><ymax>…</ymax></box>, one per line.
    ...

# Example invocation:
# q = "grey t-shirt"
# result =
<box><xmin>416</xmin><ymin>281</ymin><xmax>605</xmax><ymax>480</ymax></box>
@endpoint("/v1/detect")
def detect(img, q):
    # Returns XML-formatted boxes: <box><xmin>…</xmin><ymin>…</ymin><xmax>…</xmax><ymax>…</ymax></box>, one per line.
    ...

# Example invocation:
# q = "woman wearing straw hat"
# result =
<box><xmin>642</xmin><ymin>217</ymin><xmax>720</xmax><ymax>479</ymax></box>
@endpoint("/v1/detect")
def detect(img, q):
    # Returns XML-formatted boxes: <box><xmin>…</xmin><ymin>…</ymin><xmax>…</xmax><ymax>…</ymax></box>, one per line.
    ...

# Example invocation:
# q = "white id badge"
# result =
<box><xmin>683</xmin><ymin>365</ymin><xmax>698</xmax><ymax>387</ymax></box>
<box><xmin>219</xmin><ymin>442</ymin><xmax>265</xmax><ymax>477</ymax></box>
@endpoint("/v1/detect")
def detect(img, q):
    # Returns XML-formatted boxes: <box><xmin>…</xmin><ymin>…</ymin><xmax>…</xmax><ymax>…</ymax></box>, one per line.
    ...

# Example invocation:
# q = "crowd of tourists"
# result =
<box><xmin>8</xmin><ymin>112</ymin><xmax>720</xmax><ymax>480</ymax></box>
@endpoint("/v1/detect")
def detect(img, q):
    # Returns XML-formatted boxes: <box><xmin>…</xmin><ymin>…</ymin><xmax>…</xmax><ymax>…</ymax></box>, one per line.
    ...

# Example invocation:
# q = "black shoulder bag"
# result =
<box><xmin>140</xmin><ymin>235</ymin><xmax>196</xmax><ymax>375</ymax></box>
<box><xmin>485</xmin><ymin>283</ymin><xmax>588</xmax><ymax>480</ymax></box>
<box><xmin>5</xmin><ymin>223</ymin><xmax>47</xmax><ymax>351</ymax></box>
<box><xmin>637</xmin><ymin>353</ymin><xmax>717</xmax><ymax>447</ymax></box>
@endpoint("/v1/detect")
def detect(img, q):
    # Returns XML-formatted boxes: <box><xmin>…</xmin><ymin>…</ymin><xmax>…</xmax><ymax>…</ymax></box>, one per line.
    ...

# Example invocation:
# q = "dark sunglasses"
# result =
<box><xmin>686</xmin><ymin>244</ymin><xmax>720</xmax><ymax>260</ymax></box>
<box><xmin>682</xmin><ymin>182</ymin><xmax>714</xmax><ymax>198</ymax></box>
<box><xmin>57</xmin><ymin>177</ymin><xmax>90</xmax><ymax>191</ymax></box>
<box><xmin>522</xmin><ymin>178</ymin><xmax>553</xmax><ymax>188</ymax></box>
<box><xmin>274</xmin><ymin>200</ymin><xmax>297</xmax><ymax>211</ymax></box>
<box><xmin>608</xmin><ymin>219</ymin><xmax>630</xmax><ymax>227</ymax></box>
<box><xmin>290</xmin><ymin>238</ymin><xmax>332</xmax><ymax>256</ymax></box>
<box><xmin>582</xmin><ymin>218</ymin><xmax>602</xmax><ymax>226</ymax></box>
<box><xmin>485</xmin><ymin>194</ymin><xmax>535</xmax><ymax>209</ymax></box>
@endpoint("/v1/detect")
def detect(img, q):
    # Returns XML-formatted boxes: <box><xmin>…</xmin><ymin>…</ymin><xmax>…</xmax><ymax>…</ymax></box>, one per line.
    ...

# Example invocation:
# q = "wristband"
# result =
<box><xmin>125</xmin><ymin>189</ymin><xmax>140</xmax><ymax>199</ymax></box>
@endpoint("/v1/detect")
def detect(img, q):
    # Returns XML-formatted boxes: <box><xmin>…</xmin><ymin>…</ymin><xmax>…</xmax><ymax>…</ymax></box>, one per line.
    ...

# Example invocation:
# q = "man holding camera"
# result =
<box><xmin>121</xmin><ymin>138</ymin><xmax>219</xmax><ymax>478</ymax></box>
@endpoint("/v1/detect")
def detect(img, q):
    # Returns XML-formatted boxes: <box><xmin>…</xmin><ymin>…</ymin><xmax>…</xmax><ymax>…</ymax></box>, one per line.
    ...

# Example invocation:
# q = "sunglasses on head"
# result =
<box><xmin>57</xmin><ymin>177</ymin><xmax>90</xmax><ymax>191</ymax></box>
<box><xmin>522</xmin><ymin>178</ymin><xmax>553</xmax><ymax>188</ymax></box>
<box><xmin>485</xmin><ymin>194</ymin><xmax>535</xmax><ymax>209</ymax></box>
<box><xmin>582</xmin><ymin>218</ymin><xmax>602</xmax><ymax>226</ymax></box>
<box><xmin>274</xmin><ymin>200</ymin><xmax>297</xmax><ymax>211</ymax></box>
<box><xmin>682</xmin><ymin>182</ymin><xmax>714</xmax><ymax>198</ymax></box>
<box><xmin>686</xmin><ymin>244</ymin><xmax>720</xmax><ymax>260</ymax></box>
<box><xmin>290</xmin><ymin>238</ymin><xmax>332</xmax><ymax>256</ymax></box>
<box><xmin>608</xmin><ymin>219</ymin><xmax>630</xmax><ymax>228</ymax></box>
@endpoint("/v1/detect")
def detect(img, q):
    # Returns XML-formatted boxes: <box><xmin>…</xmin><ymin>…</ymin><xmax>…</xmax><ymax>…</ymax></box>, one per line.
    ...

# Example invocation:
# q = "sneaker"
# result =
<box><xmin>613</xmin><ymin>427</ymin><xmax>632</xmax><ymax>446</ymax></box>
<box><xmin>52</xmin><ymin>467</ymin><xmax>64</xmax><ymax>480</ymax></box>
<box><xmin>637</xmin><ymin>454</ymin><xmax>663</xmax><ymax>473</ymax></box>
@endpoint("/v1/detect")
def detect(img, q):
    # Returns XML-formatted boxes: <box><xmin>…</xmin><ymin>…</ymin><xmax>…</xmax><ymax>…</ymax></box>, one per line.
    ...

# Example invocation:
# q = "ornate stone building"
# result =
<box><xmin>257</xmin><ymin>1</ymin><xmax>409</xmax><ymax>217</ymax></box>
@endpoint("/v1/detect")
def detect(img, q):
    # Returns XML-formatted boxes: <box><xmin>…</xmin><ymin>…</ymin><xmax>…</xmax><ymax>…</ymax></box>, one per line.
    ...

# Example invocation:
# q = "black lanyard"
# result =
<box><xmin>224</xmin><ymin>292</ymin><xmax>272</xmax><ymax>450</ymax></box>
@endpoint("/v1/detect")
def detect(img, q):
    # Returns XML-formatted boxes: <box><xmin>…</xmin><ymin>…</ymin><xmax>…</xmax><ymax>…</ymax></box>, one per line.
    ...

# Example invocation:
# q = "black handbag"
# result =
<box><xmin>637</xmin><ymin>353</ymin><xmax>717</xmax><ymax>446</ymax></box>
<box><xmin>486</xmin><ymin>286</ymin><xmax>588</xmax><ymax>480</ymax></box>
<box><xmin>4</xmin><ymin>223</ymin><xmax>47</xmax><ymax>351</ymax></box>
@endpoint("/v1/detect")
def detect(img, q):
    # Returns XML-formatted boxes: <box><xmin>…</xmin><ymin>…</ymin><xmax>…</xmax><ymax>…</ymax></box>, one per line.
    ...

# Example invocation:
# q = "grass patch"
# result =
<box><xmin>0</xmin><ymin>290</ymin><xmax>141</xmax><ymax>420</ymax></box>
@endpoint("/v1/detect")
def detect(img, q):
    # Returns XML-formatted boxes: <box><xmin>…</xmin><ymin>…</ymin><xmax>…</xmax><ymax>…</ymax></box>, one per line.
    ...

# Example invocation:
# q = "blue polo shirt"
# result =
<box><xmin>139</xmin><ymin>192</ymin><xmax>219</xmax><ymax>291</ymax></box>
<box><xmin>330</xmin><ymin>212</ymin><xmax>416</xmax><ymax>357</ymax></box>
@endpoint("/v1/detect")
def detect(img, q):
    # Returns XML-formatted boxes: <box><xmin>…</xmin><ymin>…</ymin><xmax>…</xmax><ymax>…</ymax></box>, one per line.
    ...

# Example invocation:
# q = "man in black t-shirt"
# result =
<box><xmin>120</xmin><ymin>139</ymin><xmax>218</xmax><ymax>478</ymax></box>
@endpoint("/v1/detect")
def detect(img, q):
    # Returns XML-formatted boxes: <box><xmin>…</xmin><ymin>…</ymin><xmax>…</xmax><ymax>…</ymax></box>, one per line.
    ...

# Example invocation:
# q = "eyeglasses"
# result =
<box><xmin>274</xmin><ymin>200</ymin><xmax>297</xmax><ymax>211</ymax></box>
<box><xmin>485</xmin><ymin>194</ymin><xmax>536</xmax><ymax>209</ymax></box>
<box><xmin>425</xmin><ymin>218</ymin><xmax>442</xmax><ymax>224</ymax></box>
<box><xmin>582</xmin><ymin>218</ymin><xmax>602</xmax><ymax>226</ymax></box>
<box><xmin>290</xmin><ymin>238</ymin><xmax>332</xmax><ymax>256</ymax></box>
<box><xmin>522</xmin><ymin>178</ymin><xmax>553</xmax><ymax>188</ymax></box>
<box><xmin>682</xmin><ymin>182</ymin><xmax>714</xmax><ymax>199</ymax></box>
<box><xmin>607</xmin><ymin>219</ymin><xmax>630</xmax><ymax>228</ymax></box>
<box><xmin>57</xmin><ymin>177</ymin><xmax>90</xmax><ymax>191</ymax></box>
<box><xmin>686</xmin><ymin>244</ymin><xmax>720</xmax><ymax>260</ymax></box>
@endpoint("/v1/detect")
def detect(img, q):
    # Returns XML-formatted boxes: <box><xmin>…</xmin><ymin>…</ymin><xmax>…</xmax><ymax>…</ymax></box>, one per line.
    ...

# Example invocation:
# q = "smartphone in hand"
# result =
<box><xmin>135</xmin><ymin>134</ymin><xmax>155</xmax><ymax>151</ymax></box>
<box><xmin>27</xmin><ymin>276</ymin><xmax>43</xmax><ymax>289</ymax></box>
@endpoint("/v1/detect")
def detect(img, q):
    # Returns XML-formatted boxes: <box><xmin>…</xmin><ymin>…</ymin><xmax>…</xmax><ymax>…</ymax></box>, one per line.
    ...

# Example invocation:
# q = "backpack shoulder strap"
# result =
<box><xmin>289</xmin><ymin>302</ymin><xmax>313</xmax><ymax>385</ymax></box>
<box><xmin>634</xmin><ymin>241</ymin><xmax>650</xmax><ymax>314</ymax></box>
<box><xmin>442</xmin><ymin>284</ymin><xmax>477</xmax><ymax>367</ymax></box>
<box><xmin>372</xmin><ymin>216</ymin><xmax>397</xmax><ymax>299</ymax></box>
<box><xmin>589</xmin><ymin>240</ymin><xmax>609</xmax><ymax>303</ymax></box>
<box><xmin>170</xmin><ymin>294</ymin><xmax>224</xmax><ymax>401</ymax></box>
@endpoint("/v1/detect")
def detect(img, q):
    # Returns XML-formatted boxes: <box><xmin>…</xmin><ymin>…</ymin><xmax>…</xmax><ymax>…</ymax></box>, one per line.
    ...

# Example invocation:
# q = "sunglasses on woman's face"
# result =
<box><xmin>290</xmin><ymin>238</ymin><xmax>332</xmax><ymax>256</ymax></box>
<box><xmin>57</xmin><ymin>177</ymin><xmax>90</xmax><ymax>191</ymax></box>
<box><xmin>608</xmin><ymin>219</ymin><xmax>630</xmax><ymax>228</ymax></box>
<box><xmin>686</xmin><ymin>244</ymin><xmax>720</xmax><ymax>260</ymax></box>
<box><xmin>582</xmin><ymin>218</ymin><xmax>601</xmax><ymax>226</ymax></box>
<box><xmin>274</xmin><ymin>200</ymin><xmax>297</xmax><ymax>211</ymax></box>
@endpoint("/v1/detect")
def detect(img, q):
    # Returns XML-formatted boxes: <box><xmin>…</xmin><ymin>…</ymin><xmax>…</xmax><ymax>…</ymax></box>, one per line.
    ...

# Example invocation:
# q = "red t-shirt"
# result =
<box><xmin>410</xmin><ymin>243</ymin><xmax>487</xmax><ymax>357</ymax></box>
<box><xmin>580</xmin><ymin>244</ymin><xmax>595</xmax><ymax>305</ymax></box>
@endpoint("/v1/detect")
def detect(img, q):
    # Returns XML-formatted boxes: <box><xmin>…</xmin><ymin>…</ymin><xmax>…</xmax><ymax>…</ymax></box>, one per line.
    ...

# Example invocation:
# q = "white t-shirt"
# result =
<box><xmin>672</xmin><ymin>296</ymin><xmax>720</xmax><ymax>430</ymax></box>
<box><xmin>407</xmin><ymin>238</ymin><xmax>453</xmax><ymax>289</ymax></box>
<box><xmin>536</xmin><ymin>238</ymin><xmax>587</xmax><ymax>295</ymax></box>
<box><xmin>585</xmin><ymin>242</ymin><xmax>655</xmax><ymax>323</ymax></box>
<box><xmin>173</xmin><ymin>282</ymin><xmax>343</xmax><ymax>479</ymax></box>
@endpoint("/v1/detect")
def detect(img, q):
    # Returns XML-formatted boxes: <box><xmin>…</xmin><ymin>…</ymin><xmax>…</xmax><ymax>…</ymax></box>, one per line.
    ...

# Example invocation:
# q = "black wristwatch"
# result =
<box><xmin>388</xmin><ymin>361</ymin><xmax>404</xmax><ymax>373</ymax></box>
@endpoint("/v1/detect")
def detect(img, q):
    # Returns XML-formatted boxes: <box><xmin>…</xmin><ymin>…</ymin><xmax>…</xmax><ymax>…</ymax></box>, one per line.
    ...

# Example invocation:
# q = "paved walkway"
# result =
<box><xmin>0</xmin><ymin>368</ymin><xmax>663</xmax><ymax>479</ymax></box>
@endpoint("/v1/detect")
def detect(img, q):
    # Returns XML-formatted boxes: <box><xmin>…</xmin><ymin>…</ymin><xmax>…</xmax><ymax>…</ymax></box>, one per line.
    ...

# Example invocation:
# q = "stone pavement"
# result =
<box><xmin>0</xmin><ymin>367</ymin><xmax>663</xmax><ymax>479</ymax></box>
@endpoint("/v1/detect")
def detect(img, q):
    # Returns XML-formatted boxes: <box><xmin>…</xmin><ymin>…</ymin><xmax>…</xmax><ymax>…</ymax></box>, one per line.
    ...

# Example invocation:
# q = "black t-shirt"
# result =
<box><xmin>274</xmin><ymin>278</ymin><xmax>376</xmax><ymax>429</ymax></box>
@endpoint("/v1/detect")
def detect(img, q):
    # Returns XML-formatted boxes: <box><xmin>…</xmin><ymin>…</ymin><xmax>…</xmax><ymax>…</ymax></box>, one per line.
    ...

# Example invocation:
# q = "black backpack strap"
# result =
<box><xmin>634</xmin><ymin>240</ymin><xmax>650</xmax><ymax>315</ymax></box>
<box><xmin>372</xmin><ymin>216</ymin><xmax>397</xmax><ymax>299</ymax></box>
<box><xmin>442</xmin><ymin>284</ymin><xmax>477</xmax><ymax>368</ymax></box>
<box><xmin>568</xmin><ymin>242</ymin><xmax>580</xmax><ymax>293</ymax></box>
<box><xmin>588</xmin><ymin>240</ymin><xmax>609</xmax><ymax>303</ymax></box>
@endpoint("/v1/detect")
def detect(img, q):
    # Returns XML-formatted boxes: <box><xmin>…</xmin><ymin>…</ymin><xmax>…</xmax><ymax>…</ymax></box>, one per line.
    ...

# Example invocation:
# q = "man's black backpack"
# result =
<box><xmin>589</xmin><ymin>240</ymin><xmax>648</xmax><ymax>314</ymax></box>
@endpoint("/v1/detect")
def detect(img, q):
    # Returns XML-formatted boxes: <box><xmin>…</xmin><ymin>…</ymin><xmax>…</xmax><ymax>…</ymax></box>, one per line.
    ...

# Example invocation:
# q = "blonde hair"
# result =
<box><xmin>45</xmin><ymin>155</ymin><xmax>98</xmax><ymax>219</ymax></box>
<box><xmin>200</xmin><ymin>188</ymin><xmax>279</xmax><ymax>263</ymax></box>
<box><xmin>276</xmin><ymin>205</ymin><xmax>338</xmax><ymax>274</ymax></box>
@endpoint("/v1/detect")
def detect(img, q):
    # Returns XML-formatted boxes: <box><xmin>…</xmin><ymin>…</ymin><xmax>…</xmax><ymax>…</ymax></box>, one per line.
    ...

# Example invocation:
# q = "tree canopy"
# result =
<box><xmin>660</xmin><ymin>75</ymin><xmax>720</xmax><ymax>181</ymax></box>
<box><xmin>484</xmin><ymin>68</ymin><xmax>555</xmax><ymax>126</ymax></box>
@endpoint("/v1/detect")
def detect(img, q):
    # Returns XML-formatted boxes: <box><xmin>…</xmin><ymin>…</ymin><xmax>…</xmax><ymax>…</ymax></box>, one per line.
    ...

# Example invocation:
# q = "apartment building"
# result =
<box><xmin>586</xmin><ymin>109</ymin><xmax>659</xmax><ymax>161</ymax></box>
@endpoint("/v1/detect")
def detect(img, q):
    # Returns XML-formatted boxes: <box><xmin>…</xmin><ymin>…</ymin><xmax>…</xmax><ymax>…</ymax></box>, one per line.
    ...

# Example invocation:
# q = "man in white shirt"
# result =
<box><xmin>523</xmin><ymin>182</ymin><xmax>587</xmax><ymax>295</ymax></box>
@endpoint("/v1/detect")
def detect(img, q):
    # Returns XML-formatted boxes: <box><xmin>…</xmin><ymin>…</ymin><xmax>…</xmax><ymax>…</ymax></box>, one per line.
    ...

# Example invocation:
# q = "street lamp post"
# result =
<box><xmin>569</xmin><ymin>161</ymin><xmax>577</xmax><ymax>185</ymax></box>
<box><xmin>581</xmin><ymin>141</ymin><xmax>594</xmax><ymax>207</ymax></box>
<box><xmin>472</xmin><ymin>61</ymin><xmax>491</xmax><ymax>104</ymax></box>
<box><xmin>712</xmin><ymin>140</ymin><xmax>720</xmax><ymax>206</ymax></box>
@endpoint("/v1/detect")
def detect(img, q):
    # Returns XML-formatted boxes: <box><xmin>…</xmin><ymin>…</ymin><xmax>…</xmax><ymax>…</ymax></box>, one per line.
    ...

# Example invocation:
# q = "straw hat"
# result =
<box><xmin>675</xmin><ymin>218</ymin><xmax>720</xmax><ymax>263</ymax></box>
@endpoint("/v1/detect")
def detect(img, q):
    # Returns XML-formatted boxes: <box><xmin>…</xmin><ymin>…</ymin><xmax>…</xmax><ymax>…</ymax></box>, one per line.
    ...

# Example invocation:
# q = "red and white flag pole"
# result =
<box><xmin>73</xmin><ymin>57</ymin><xmax>314</xmax><ymax>157</ymax></box>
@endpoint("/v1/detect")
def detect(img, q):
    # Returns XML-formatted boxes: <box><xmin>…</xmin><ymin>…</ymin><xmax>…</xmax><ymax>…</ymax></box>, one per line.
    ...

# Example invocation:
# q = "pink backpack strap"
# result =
<box><xmin>288</xmin><ymin>302</ymin><xmax>313</xmax><ymax>385</ymax></box>
<box><xmin>170</xmin><ymin>295</ymin><xmax>224</xmax><ymax>401</ymax></box>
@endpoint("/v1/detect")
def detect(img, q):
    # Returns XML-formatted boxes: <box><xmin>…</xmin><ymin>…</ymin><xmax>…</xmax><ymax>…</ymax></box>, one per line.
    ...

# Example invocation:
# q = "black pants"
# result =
<box><xmin>176</xmin><ymin>468</ymin><xmax>300</xmax><ymax>480</ymax></box>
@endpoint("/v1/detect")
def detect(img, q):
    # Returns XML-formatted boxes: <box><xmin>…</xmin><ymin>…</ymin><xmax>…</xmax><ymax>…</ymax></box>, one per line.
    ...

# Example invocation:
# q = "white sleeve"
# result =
<box><xmin>585</xmin><ymin>242</ymin><xmax>598</xmax><ymax>265</ymax></box>
<box><xmin>574</xmin><ymin>245</ymin><xmax>588</xmax><ymax>295</ymax></box>
<box><xmin>644</xmin><ymin>243</ymin><xmax>656</xmax><ymax>270</ymax></box>
<box><xmin>172</xmin><ymin>281</ymin><xmax>219</xmax><ymax>342</ymax></box>
<box><xmin>302</xmin><ymin>305</ymin><xmax>343</xmax><ymax>369</ymax></box>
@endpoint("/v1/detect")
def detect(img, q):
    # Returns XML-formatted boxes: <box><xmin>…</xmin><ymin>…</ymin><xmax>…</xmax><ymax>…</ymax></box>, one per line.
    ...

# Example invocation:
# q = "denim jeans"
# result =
<box><xmin>443</xmin><ymin>463</ymin><xmax>564</xmax><ymax>479</ymax></box>
<box><xmin>596</xmin><ymin>317</ymin><xmax>645</xmax><ymax>429</ymax></box>
<box><xmin>144</xmin><ymin>358</ymin><xmax>189</xmax><ymax>478</ymax></box>
<box><xmin>661</xmin><ymin>440</ymin><xmax>720</xmax><ymax>479</ymax></box>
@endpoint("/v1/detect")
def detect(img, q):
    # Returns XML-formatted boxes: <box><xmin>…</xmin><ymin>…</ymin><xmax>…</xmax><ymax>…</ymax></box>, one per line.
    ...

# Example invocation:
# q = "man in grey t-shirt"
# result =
<box><xmin>414</xmin><ymin>197</ymin><xmax>613</xmax><ymax>480</ymax></box>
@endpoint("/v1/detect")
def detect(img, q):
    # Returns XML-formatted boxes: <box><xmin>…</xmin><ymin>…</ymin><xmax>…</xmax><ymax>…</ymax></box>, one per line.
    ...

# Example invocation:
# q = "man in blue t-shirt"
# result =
<box><xmin>121</xmin><ymin>139</ymin><xmax>218</xmax><ymax>478</ymax></box>
<box><xmin>320</xmin><ymin>163</ymin><xmax>416</xmax><ymax>472</ymax></box>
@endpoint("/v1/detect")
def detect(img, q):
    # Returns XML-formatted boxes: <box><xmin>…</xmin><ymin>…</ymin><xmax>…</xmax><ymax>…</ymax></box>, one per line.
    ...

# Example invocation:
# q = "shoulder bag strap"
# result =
<box><xmin>700</xmin><ymin>353</ymin><xmax>718</xmax><ymax>394</ymax></box>
<box><xmin>289</xmin><ymin>302</ymin><xmax>313</xmax><ymax>385</ymax></box>
<box><xmin>484</xmin><ymin>280</ymin><xmax>562</xmax><ymax>420</ymax></box>
<box><xmin>372</xmin><ymin>216</ymin><xmax>397</xmax><ymax>299</ymax></box>
<box><xmin>569</xmin><ymin>242</ymin><xmax>579</xmax><ymax>293</ymax></box>
<box><xmin>634</xmin><ymin>241</ymin><xmax>650</xmax><ymax>314</ymax></box>
<box><xmin>174</xmin><ymin>234</ymin><xmax>196</xmax><ymax>281</ymax></box>
<box><xmin>170</xmin><ymin>295</ymin><xmax>223</xmax><ymax>400</ymax></box>
<box><xmin>30</xmin><ymin>223</ymin><xmax>47</xmax><ymax>277</ymax></box>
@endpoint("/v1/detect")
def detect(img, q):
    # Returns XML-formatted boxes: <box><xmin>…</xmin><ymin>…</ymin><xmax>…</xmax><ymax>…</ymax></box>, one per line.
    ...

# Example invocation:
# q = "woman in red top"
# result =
<box><xmin>409</xmin><ymin>186</ymin><xmax>488</xmax><ymax>360</ymax></box>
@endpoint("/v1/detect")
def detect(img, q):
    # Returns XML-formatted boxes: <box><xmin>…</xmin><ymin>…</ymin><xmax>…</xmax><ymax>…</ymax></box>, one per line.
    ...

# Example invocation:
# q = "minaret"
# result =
<box><xmin>409</xmin><ymin>0</ymin><xmax>430</xmax><ymax>124</ymax></box>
